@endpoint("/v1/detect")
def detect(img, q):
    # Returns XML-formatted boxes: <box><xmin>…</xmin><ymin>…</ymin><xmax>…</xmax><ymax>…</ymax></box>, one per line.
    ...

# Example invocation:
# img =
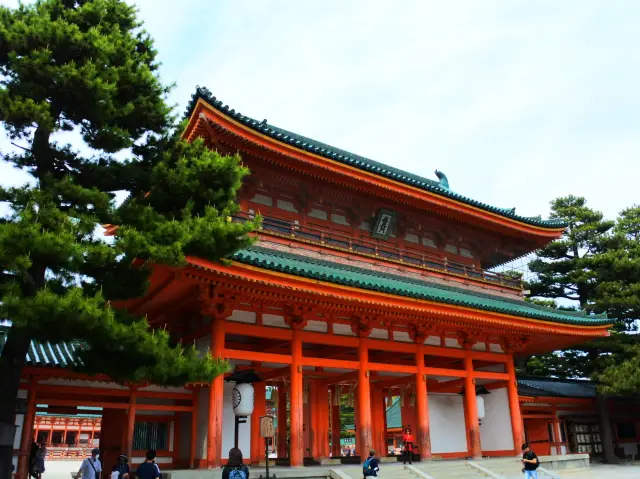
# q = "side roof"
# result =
<box><xmin>517</xmin><ymin>377</ymin><xmax>596</xmax><ymax>398</ymax></box>
<box><xmin>0</xmin><ymin>327</ymin><xmax>80</xmax><ymax>368</ymax></box>
<box><xmin>185</xmin><ymin>87</ymin><xmax>566</xmax><ymax>230</ymax></box>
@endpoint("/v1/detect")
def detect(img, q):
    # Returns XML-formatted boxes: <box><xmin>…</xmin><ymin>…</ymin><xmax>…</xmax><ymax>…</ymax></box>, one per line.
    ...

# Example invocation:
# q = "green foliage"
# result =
<box><xmin>527</xmin><ymin>196</ymin><xmax>613</xmax><ymax>309</ymax></box>
<box><xmin>0</xmin><ymin>0</ymin><xmax>257</xmax><ymax>392</ymax></box>
<box><xmin>340</xmin><ymin>394</ymin><xmax>355</xmax><ymax>435</ymax></box>
<box><xmin>523</xmin><ymin>197</ymin><xmax>640</xmax><ymax>394</ymax></box>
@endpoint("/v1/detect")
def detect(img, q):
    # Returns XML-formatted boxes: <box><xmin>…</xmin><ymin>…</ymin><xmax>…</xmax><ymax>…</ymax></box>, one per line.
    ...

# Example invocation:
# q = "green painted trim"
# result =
<box><xmin>186</xmin><ymin>87</ymin><xmax>567</xmax><ymax>229</ymax></box>
<box><xmin>230</xmin><ymin>246</ymin><xmax>611</xmax><ymax>326</ymax></box>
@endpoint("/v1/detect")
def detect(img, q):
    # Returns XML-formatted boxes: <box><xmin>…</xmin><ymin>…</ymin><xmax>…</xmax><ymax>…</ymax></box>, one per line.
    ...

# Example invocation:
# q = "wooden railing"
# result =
<box><xmin>235</xmin><ymin>211</ymin><xmax>522</xmax><ymax>290</ymax></box>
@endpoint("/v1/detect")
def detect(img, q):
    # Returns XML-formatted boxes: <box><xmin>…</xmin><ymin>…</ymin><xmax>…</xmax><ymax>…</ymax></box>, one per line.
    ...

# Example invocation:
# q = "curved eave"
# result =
<box><xmin>184</xmin><ymin>256</ymin><xmax>612</xmax><ymax>337</ymax></box>
<box><xmin>183</xmin><ymin>95</ymin><xmax>566</xmax><ymax>240</ymax></box>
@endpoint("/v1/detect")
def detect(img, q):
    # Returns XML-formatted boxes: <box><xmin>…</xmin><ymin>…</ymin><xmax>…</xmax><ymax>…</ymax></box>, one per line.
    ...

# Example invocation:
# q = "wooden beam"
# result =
<box><xmin>225</xmin><ymin>322</ymin><xmax>293</xmax><ymax>341</ymax></box>
<box><xmin>223</xmin><ymin>348</ymin><xmax>292</xmax><ymax>364</ymax></box>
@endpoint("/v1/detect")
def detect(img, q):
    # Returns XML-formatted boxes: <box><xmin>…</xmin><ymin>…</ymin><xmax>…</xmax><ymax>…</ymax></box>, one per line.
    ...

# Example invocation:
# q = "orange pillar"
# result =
<box><xmin>277</xmin><ymin>384</ymin><xmax>288</xmax><ymax>458</ymax></box>
<box><xmin>125</xmin><ymin>389</ymin><xmax>137</xmax><ymax>461</ymax></box>
<box><xmin>354</xmin><ymin>387</ymin><xmax>360</xmax><ymax>456</ymax></box>
<box><xmin>290</xmin><ymin>329</ymin><xmax>304</xmax><ymax>467</ymax></box>
<box><xmin>19</xmin><ymin>382</ymin><xmax>37</xmax><ymax>478</ymax></box>
<box><xmin>357</xmin><ymin>340</ymin><xmax>372</xmax><ymax>456</ymax></box>
<box><xmin>415</xmin><ymin>344</ymin><xmax>432</xmax><ymax>460</ymax></box>
<box><xmin>190</xmin><ymin>387</ymin><xmax>199</xmax><ymax>469</ymax></box>
<box><xmin>506</xmin><ymin>356</ymin><xmax>524</xmax><ymax>454</ymax></box>
<box><xmin>309</xmin><ymin>380</ymin><xmax>319</xmax><ymax>460</ymax></box>
<box><xmin>207</xmin><ymin>317</ymin><xmax>225</xmax><ymax>468</ymax></box>
<box><xmin>331</xmin><ymin>386</ymin><xmax>341</xmax><ymax>458</ymax></box>
<box><xmin>316</xmin><ymin>381</ymin><xmax>329</xmax><ymax>460</ymax></box>
<box><xmin>251</xmin><ymin>383</ymin><xmax>266</xmax><ymax>464</ymax></box>
<box><xmin>370</xmin><ymin>386</ymin><xmax>384</xmax><ymax>457</ymax></box>
<box><xmin>463</xmin><ymin>352</ymin><xmax>481</xmax><ymax>459</ymax></box>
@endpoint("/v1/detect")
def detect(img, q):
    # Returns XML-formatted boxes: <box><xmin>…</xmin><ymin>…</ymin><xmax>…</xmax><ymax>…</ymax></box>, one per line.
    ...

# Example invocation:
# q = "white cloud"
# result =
<box><xmin>2</xmin><ymin>0</ymin><xmax>640</xmax><ymax>221</ymax></box>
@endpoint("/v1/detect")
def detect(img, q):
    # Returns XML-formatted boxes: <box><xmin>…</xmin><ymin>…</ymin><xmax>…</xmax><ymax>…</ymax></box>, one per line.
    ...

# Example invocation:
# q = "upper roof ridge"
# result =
<box><xmin>185</xmin><ymin>86</ymin><xmax>567</xmax><ymax>230</ymax></box>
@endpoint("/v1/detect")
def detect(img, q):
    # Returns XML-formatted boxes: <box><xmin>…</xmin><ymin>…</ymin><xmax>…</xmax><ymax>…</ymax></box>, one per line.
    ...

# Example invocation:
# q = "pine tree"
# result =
<box><xmin>527</xmin><ymin>195</ymin><xmax>614</xmax><ymax>309</ymax></box>
<box><xmin>0</xmin><ymin>1</ymin><xmax>257</xmax><ymax>476</ymax></box>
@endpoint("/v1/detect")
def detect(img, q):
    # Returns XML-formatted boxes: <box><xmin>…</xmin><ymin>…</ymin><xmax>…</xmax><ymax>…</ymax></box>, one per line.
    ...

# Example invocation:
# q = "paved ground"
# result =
<box><xmin>40</xmin><ymin>459</ymin><xmax>640</xmax><ymax>479</ymax></box>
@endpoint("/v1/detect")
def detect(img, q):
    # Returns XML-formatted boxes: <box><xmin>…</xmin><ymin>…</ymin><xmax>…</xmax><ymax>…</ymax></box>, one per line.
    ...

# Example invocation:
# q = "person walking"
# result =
<box><xmin>521</xmin><ymin>443</ymin><xmax>540</xmax><ymax>479</ymax></box>
<box><xmin>362</xmin><ymin>449</ymin><xmax>380</xmax><ymax>478</ymax></box>
<box><xmin>77</xmin><ymin>448</ymin><xmax>101</xmax><ymax>479</ymax></box>
<box><xmin>401</xmin><ymin>427</ymin><xmax>414</xmax><ymax>465</ymax></box>
<box><xmin>222</xmin><ymin>448</ymin><xmax>249</xmax><ymax>479</ymax></box>
<box><xmin>135</xmin><ymin>450</ymin><xmax>161</xmax><ymax>479</ymax></box>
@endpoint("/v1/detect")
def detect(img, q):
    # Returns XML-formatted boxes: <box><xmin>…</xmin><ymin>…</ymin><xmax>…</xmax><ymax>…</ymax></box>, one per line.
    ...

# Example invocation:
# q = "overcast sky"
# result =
<box><xmin>2</xmin><ymin>0</ymin><xmax>640</xmax><ymax>223</ymax></box>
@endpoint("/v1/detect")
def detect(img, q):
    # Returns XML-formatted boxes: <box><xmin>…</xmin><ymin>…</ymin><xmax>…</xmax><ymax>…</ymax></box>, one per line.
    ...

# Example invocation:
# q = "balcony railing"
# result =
<box><xmin>235</xmin><ymin>211</ymin><xmax>522</xmax><ymax>290</ymax></box>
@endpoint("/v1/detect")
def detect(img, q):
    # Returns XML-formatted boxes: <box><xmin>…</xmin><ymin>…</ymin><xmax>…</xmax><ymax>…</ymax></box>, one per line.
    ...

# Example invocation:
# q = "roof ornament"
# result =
<box><xmin>434</xmin><ymin>170</ymin><xmax>450</xmax><ymax>190</ymax></box>
<box><xmin>261</xmin><ymin>119</ymin><xmax>268</xmax><ymax>125</ymax></box>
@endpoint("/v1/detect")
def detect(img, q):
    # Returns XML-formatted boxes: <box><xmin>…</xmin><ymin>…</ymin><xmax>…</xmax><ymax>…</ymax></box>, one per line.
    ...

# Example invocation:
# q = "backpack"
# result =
<box><xmin>229</xmin><ymin>466</ymin><xmax>247</xmax><ymax>479</ymax></box>
<box><xmin>362</xmin><ymin>457</ymin><xmax>373</xmax><ymax>476</ymax></box>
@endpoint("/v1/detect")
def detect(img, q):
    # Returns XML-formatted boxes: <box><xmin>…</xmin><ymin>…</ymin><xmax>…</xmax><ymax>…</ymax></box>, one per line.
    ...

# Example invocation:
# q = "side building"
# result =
<box><xmin>7</xmin><ymin>88</ymin><xmax>623</xmax><ymax>474</ymax></box>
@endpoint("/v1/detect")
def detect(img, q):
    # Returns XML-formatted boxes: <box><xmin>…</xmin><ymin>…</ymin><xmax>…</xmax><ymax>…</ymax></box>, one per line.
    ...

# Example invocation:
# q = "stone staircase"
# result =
<box><xmin>417</xmin><ymin>460</ymin><xmax>495</xmax><ymax>478</ymax></box>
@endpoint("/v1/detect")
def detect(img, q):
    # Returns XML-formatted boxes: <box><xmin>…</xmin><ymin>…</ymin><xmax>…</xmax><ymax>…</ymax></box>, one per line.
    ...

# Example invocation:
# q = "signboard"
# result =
<box><xmin>371</xmin><ymin>209</ymin><xmax>396</xmax><ymax>240</ymax></box>
<box><xmin>260</xmin><ymin>416</ymin><xmax>274</xmax><ymax>438</ymax></box>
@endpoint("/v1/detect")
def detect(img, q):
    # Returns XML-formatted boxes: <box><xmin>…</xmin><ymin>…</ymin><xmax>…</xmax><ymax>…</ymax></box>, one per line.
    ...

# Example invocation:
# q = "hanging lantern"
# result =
<box><xmin>272</xmin><ymin>386</ymin><xmax>278</xmax><ymax>404</ymax></box>
<box><xmin>348</xmin><ymin>385</ymin><xmax>355</xmax><ymax>407</ymax></box>
<box><xmin>333</xmin><ymin>386</ymin><xmax>341</xmax><ymax>406</ymax></box>
<box><xmin>400</xmin><ymin>387</ymin><xmax>405</xmax><ymax>407</ymax></box>
<box><xmin>303</xmin><ymin>382</ymin><xmax>309</xmax><ymax>404</ymax></box>
<box><xmin>233</xmin><ymin>383</ymin><xmax>254</xmax><ymax>417</ymax></box>
<box><xmin>409</xmin><ymin>388</ymin><xmax>416</xmax><ymax>407</ymax></box>
<box><xmin>476</xmin><ymin>395</ymin><xmax>485</xmax><ymax>420</ymax></box>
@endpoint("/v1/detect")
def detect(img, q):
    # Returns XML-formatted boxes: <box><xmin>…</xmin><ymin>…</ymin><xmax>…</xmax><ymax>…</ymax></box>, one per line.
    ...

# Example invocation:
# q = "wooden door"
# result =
<box><xmin>524</xmin><ymin>419</ymin><xmax>552</xmax><ymax>456</ymax></box>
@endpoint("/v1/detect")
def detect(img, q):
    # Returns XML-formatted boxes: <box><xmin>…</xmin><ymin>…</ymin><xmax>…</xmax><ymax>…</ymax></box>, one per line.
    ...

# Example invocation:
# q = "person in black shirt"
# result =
<box><xmin>135</xmin><ymin>450</ymin><xmax>161</xmax><ymax>479</ymax></box>
<box><xmin>222</xmin><ymin>448</ymin><xmax>249</xmax><ymax>479</ymax></box>
<box><xmin>111</xmin><ymin>454</ymin><xmax>130</xmax><ymax>479</ymax></box>
<box><xmin>521</xmin><ymin>443</ymin><xmax>539</xmax><ymax>479</ymax></box>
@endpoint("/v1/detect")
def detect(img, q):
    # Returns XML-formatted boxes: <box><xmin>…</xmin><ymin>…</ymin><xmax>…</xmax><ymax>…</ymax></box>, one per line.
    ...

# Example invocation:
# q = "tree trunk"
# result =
<box><xmin>0</xmin><ymin>328</ymin><xmax>31</xmax><ymax>479</ymax></box>
<box><xmin>596</xmin><ymin>392</ymin><xmax>618</xmax><ymax>464</ymax></box>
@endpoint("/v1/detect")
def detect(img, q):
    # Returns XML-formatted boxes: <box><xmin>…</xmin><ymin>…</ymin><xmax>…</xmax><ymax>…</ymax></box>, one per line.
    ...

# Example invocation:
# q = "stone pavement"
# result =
<box><xmin>37</xmin><ymin>459</ymin><xmax>640</xmax><ymax>479</ymax></box>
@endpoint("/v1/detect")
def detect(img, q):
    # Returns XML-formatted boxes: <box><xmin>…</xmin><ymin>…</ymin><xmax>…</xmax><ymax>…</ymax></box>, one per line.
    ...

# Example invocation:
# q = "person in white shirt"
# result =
<box><xmin>77</xmin><ymin>449</ymin><xmax>102</xmax><ymax>479</ymax></box>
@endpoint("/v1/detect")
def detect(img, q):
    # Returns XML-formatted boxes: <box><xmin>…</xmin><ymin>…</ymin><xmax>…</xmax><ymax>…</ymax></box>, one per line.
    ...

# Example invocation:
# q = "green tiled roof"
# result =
<box><xmin>230</xmin><ymin>247</ymin><xmax>610</xmax><ymax>326</ymax></box>
<box><xmin>0</xmin><ymin>327</ymin><xmax>80</xmax><ymax>368</ymax></box>
<box><xmin>517</xmin><ymin>377</ymin><xmax>596</xmax><ymax>398</ymax></box>
<box><xmin>186</xmin><ymin>87</ymin><xmax>566</xmax><ymax>229</ymax></box>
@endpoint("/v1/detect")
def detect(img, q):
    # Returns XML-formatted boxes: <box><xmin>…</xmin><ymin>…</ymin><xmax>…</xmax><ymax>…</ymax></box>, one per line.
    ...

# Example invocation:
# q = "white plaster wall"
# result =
<box><xmin>304</xmin><ymin>320</ymin><xmax>328</xmax><ymax>333</ymax></box>
<box><xmin>262</xmin><ymin>314</ymin><xmax>287</xmax><ymax>328</ymax></box>
<box><xmin>222</xmin><ymin>383</ymin><xmax>251</xmax><ymax>459</ymax></box>
<box><xmin>369</xmin><ymin>328</ymin><xmax>388</xmax><ymax>340</ymax></box>
<box><xmin>428</xmin><ymin>394</ymin><xmax>467</xmax><ymax>454</ymax></box>
<box><xmin>228</xmin><ymin>310</ymin><xmax>256</xmax><ymax>324</ymax></box>
<box><xmin>333</xmin><ymin>323</ymin><xmax>355</xmax><ymax>336</ymax></box>
<box><xmin>195</xmin><ymin>387</ymin><xmax>209</xmax><ymax>460</ymax></box>
<box><xmin>479</xmin><ymin>388</ymin><xmax>514</xmax><ymax>451</ymax></box>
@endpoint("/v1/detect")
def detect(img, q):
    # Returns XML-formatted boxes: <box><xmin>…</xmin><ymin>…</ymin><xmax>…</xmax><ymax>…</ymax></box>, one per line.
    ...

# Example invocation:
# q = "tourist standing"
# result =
<box><xmin>401</xmin><ymin>427</ymin><xmax>414</xmax><ymax>465</ymax></box>
<box><xmin>135</xmin><ymin>450</ymin><xmax>161</xmax><ymax>479</ymax></box>
<box><xmin>222</xmin><ymin>448</ymin><xmax>249</xmax><ymax>479</ymax></box>
<box><xmin>521</xmin><ymin>443</ymin><xmax>540</xmax><ymax>479</ymax></box>
<box><xmin>77</xmin><ymin>448</ymin><xmax>102</xmax><ymax>479</ymax></box>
